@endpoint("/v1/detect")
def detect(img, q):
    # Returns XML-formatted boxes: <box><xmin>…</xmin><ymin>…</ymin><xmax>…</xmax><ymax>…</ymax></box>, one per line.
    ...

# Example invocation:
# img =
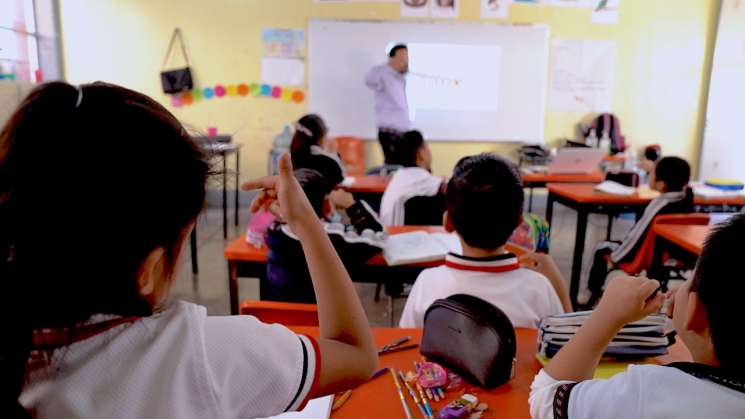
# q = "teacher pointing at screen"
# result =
<box><xmin>365</xmin><ymin>44</ymin><xmax>410</xmax><ymax>165</ymax></box>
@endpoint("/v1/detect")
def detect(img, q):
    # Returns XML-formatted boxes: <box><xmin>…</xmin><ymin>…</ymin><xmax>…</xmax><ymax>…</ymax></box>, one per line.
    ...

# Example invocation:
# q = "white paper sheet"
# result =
<box><xmin>591</xmin><ymin>0</ymin><xmax>620</xmax><ymax>24</ymax></box>
<box><xmin>261</xmin><ymin>57</ymin><xmax>305</xmax><ymax>86</ymax></box>
<box><xmin>480</xmin><ymin>0</ymin><xmax>511</xmax><ymax>18</ymax></box>
<box><xmin>549</xmin><ymin>39</ymin><xmax>616</xmax><ymax>112</ymax></box>
<box><xmin>259</xmin><ymin>396</ymin><xmax>333</xmax><ymax>419</ymax></box>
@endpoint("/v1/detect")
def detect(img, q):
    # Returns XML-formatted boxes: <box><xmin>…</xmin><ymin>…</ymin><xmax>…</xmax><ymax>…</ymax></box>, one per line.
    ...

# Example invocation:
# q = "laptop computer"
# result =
<box><xmin>547</xmin><ymin>148</ymin><xmax>605</xmax><ymax>175</ymax></box>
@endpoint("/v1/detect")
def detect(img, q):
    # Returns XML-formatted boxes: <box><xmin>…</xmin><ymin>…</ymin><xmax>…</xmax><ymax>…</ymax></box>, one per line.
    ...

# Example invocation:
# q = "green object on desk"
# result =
<box><xmin>535</xmin><ymin>354</ymin><xmax>657</xmax><ymax>380</ymax></box>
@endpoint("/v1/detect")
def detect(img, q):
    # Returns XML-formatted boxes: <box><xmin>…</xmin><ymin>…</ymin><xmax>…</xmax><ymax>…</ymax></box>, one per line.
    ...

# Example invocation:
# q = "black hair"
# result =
<box><xmin>294</xmin><ymin>168</ymin><xmax>327</xmax><ymax>218</ymax></box>
<box><xmin>691</xmin><ymin>213</ymin><xmax>745</xmax><ymax>379</ymax></box>
<box><xmin>389</xmin><ymin>44</ymin><xmax>408</xmax><ymax>58</ymax></box>
<box><xmin>0</xmin><ymin>82</ymin><xmax>209</xmax><ymax>415</ymax></box>
<box><xmin>394</xmin><ymin>130</ymin><xmax>426</xmax><ymax>168</ymax></box>
<box><xmin>290</xmin><ymin>114</ymin><xmax>327</xmax><ymax>157</ymax></box>
<box><xmin>654</xmin><ymin>156</ymin><xmax>690</xmax><ymax>192</ymax></box>
<box><xmin>644</xmin><ymin>145</ymin><xmax>661</xmax><ymax>162</ymax></box>
<box><xmin>446</xmin><ymin>153</ymin><xmax>524</xmax><ymax>250</ymax></box>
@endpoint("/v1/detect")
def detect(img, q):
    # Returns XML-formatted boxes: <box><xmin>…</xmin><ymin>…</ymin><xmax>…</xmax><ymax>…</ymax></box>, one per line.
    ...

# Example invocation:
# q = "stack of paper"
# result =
<box><xmin>594</xmin><ymin>181</ymin><xmax>637</xmax><ymax>196</ymax></box>
<box><xmin>693</xmin><ymin>185</ymin><xmax>745</xmax><ymax>199</ymax></box>
<box><xmin>538</xmin><ymin>311</ymin><xmax>675</xmax><ymax>358</ymax></box>
<box><xmin>383</xmin><ymin>232</ymin><xmax>462</xmax><ymax>266</ymax></box>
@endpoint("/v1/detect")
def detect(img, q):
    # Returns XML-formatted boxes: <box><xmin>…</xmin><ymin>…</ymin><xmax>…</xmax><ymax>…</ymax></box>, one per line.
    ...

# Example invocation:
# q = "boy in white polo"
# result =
<box><xmin>399</xmin><ymin>153</ymin><xmax>567</xmax><ymax>329</ymax></box>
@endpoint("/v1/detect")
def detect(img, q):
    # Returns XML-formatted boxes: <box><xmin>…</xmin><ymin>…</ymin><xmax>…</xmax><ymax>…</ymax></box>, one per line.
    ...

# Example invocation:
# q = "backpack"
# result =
<box><xmin>583</xmin><ymin>113</ymin><xmax>626</xmax><ymax>154</ymax></box>
<box><xmin>509</xmin><ymin>213</ymin><xmax>550</xmax><ymax>253</ymax></box>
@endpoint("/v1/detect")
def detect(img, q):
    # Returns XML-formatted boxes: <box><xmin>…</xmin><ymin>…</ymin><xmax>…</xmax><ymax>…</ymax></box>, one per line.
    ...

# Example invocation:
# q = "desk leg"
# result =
<box><xmin>528</xmin><ymin>187</ymin><xmax>534</xmax><ymax>213</ymax></box>
<box><xmin>190</xmin><ymin>228</ymin><xmax>198</xmax><ymax>274</ymax></box>
<box><xmin>606</xmin><ymin>214</ymin><xmax>614</xmax><ymax>241</ymax></box>
<box><xmin>235</xmin><ymin>149</ymin><xmax>240</xmax><ymax>227</ymax></box>
<box><xmin>223</xmin><ymin>155</ymin><xmax>228</xmax><ymax>239</ymax></box>
<box><xmin>649</xmin><ymin>236</ymin><xmax>668</xmax><ymax>291</ymax></box>
<box><xmin>229</xmin><ymin>261</ymin><xmax>239</xmax><ymax>315</ymax></box>
<box><xmin>570</xmin><ymin>209</ymin><xmax>589</xmax><ymax>310</ymax></box>
<box><xmin>546</xmin><ymin>193</ymin><xmax>555</xmax><ymax>241</ymax></box>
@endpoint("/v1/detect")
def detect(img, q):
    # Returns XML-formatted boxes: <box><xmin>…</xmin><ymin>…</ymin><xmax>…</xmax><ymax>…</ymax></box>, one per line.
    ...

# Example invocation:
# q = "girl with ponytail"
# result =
<box><xmin>289</xmin><ymin>114</ymin><xmax>345</xmax><ymax>191</ymax></box>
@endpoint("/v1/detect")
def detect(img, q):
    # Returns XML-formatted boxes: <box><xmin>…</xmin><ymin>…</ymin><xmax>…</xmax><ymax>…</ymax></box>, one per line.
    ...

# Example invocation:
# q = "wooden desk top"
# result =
<box><xmin>653</xmin><ymin>224</ymin><xmax>710</xmax><ymax>255</ymax></box>
<box><xmin>548</xmin><ymin>183</ymin><xmax>745</xmax><ymax>207</ymax></box>
<box><xmin>340</xmin><ymin>175</ymin><xmax>390</xmax><ymax>194</ymax></box>
<box><xmin>522</xmin><ymin>171</ymin><xmax>604</xmax><ymax>184</ymax></box>
<box><xmin>288</xmin><ymin>326</ymin><xmax>690</xmax><ymax>419</ymax></box>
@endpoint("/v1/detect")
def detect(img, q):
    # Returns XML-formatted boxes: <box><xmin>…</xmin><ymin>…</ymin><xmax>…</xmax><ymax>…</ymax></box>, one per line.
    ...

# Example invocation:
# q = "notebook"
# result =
<box><xmin>259</xmin><ymin>396</ymin><xmax>333</xmax><ymax>419</ymax></box>
<box><xmin>594</xmin><ymin>180</ymin><xmax>637</xmax><ymax>196</ymax></box>
<box><xmin>383</xmin><ymin>231</ymin><xmax>462</xmax><ymax>266</ymax></box>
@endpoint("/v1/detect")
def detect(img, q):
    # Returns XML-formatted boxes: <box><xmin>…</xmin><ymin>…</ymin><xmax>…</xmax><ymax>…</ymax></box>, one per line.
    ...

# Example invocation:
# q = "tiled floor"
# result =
<box><xmin>169</xmin><ymin>190</ymin><xmax>635</xmax><ymax>327</ymax></box>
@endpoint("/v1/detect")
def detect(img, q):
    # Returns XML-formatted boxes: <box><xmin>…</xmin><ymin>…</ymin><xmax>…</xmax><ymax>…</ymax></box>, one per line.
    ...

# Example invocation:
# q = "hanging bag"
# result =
<box><xmin>160</xmin><ymin>28</ymin><xmax>193</xmax><ymax>94</ymax></box>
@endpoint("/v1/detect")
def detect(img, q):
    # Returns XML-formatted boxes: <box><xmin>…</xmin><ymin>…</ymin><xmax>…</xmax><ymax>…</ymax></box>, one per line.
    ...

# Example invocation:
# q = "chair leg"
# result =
<box><xmin>374</xmin><ymin>281</ymin><xmax>383</xmax><ymax>302</ymax></box>
<box><xmin>388</xmin><ymin>296</ymin><xmax>394</xmax><ymax>327</ymax></box>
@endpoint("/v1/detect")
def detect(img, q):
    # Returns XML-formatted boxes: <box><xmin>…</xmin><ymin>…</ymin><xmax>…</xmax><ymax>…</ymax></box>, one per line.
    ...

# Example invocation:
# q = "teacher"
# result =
<box><xmin>365</xmin><ymin>44</ymin><xmax>410</xmax><ymax>165</ymax></box>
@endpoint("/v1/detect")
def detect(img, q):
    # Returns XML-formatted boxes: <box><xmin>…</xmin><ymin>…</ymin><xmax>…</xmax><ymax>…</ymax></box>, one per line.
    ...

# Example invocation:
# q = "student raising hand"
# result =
<box><xmin>594</xmin><ymin>276</ymin><xmax>666</xmax><ymax>328</ymax></box>
<box><xmin>241</xmin><ymin>153</ymin><xmax>379</xmax><ymax>395</ymax></box>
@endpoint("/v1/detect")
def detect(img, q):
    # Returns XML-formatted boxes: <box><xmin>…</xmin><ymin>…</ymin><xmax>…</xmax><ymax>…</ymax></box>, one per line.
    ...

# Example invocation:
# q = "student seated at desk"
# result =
<box><xmin>3</xmin><ymin>82</ymin><xmax>377</xmax><ymax>418</ymax></box>
<box><xmin>266</xmin><ymin>168</ymin><xmax>386</xmax><ymax>303</ymax></box>
<box><xmin>587</xmin><ymin>157</ymin><xmax>693</xmax><ymax>306</ymax></box>
<box><xmin>399</xmin><ymin>154</ymin><xmax>569</xmax><ymax>329</ymax></box>
<box><xmin>290</xmin><ymin>113</ymin><xmax>345</xmax><ymax>189</ymax></box>
<box><xmin>379</xmin><ymin>130</ymin><xmax>445</xmax><ymax>225</ymax></box>
<box><xmin>530</xmin><ymin>214</ymin><xmax>745</xmax><ymax>419</ymax></box>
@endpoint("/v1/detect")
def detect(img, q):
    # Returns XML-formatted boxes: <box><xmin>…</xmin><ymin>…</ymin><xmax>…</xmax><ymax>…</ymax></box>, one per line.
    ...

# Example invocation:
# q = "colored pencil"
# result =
<box><xmin>332</xmin><ymin>390</ymin><xmax>352</xmax><ymax>411</ymax></box>
<box><xmin>416</xmin><ymin>383</ymin><xmax>434</xmax><ymax>419</ymax></box>
<box><xmin>379</xmin><ymin>344</ymin><xmax>419</xmax><ymax>355</ymax></box>
<box><xmin>391</xmin><ymin>368</ymin><xmax>413</xmax><ymax>419</ymax></box>
<box><xmin>378</xmin><ymin>336</ymin><xmax>411</xmax><ymax>353</ymax></box>
<box><xmin>399</xmin><ymin>371</ymin><xmax>428</xmax><ymax>419</ymax></box>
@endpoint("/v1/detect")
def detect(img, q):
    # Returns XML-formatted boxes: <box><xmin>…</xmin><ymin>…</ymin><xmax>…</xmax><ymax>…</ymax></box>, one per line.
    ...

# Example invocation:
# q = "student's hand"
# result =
<box><xmin>519</xmin><ymin>252</ymin><xmax>562</xmax><ymax>279</ymax></box>
<box><xmin>241</xmin><ymin>153</ymin><xmax>317</xmax><ymax>233</ymax></box>
<box><xmin>594</xmin><ymin>276</ymin><xmax>666</xmax><ymax>328</ymax></box>
<box><xmin>329</xmin><ymin>190</ymin><xmax>355</xmax><ymax>210</ymax></box>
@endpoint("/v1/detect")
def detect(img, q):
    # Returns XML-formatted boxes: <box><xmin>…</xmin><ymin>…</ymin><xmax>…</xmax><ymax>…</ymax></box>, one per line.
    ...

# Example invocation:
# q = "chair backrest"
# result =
<box><xmin>404</xmin><ymin>194</ymin><xmax>447</xmax><ymax>226</ymax></box>
<box><xmin>334</xmin><ymin>136</ymin><xmax>366</xmax><ymax>176</ymax></box>
<box><xmin>239</xmin><ymin>300</ymin><xmax>319</xmax><ymax>326</ymax></box>
<box><xmin>617</xmin><ymin>213</ymin><xmax>710</xmax><ymax>275</ymax></box>
<box><xmin>366</xmin><ymin>164</ymin><xmax>402</xmax><ymax>176</ymax></box>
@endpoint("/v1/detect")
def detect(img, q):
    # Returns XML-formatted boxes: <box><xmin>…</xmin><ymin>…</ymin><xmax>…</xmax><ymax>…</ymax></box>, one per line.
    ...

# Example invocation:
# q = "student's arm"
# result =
<box><xmin>544</xmin><ymin>276</ymin><xmax>665</xmax><ymax>382</ymax></box>
<box><xmin>242</xmin><ymin>154</ymin><xmax>378</xmax><ymax>395</ymax></box>
<box><xmin>519</xmin><ymin>253</ymin><xmax>572</xmax><ymax>312</ymax></box>
<box><xmin>364</xmin><ymin>66</ymin><xmax>383</xmax><ymax>91</ymax></box>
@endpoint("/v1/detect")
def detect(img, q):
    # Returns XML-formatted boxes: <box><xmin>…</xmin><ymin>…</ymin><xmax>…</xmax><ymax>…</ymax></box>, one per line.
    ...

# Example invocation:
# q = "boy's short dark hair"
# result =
<box><xmin>389</xmin><ymin>44</ymin><xmax>407</xmax><ymax>58</ymax></box>
<box><xmin>446</xmin><ymin>153</ymin><xmax>524</xmax><ymax>250</ymax></box>
<box><xmin>654</xmin><ymin>157</ymin><xmax>690</xmax><ymax>192</ymax></box>
<box><xmin>692</xmin><ymin>213</ymin><xmax>745</xmax><ymax>379</ymax></box>
<box><xmin>394</xmin><ymin>130</ymin><xmax>425</xmax><ymax>168</ymax></box>
<box><xmin>294</xmin><ymin>168</ymin><xmax>326</xmax><ymax>217</ymax></box>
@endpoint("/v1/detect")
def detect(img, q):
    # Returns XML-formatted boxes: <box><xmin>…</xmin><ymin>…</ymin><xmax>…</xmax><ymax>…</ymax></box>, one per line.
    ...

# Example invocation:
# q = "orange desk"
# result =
<box><xmin>653</xmin><ymin>224</ymin><xmax>709</xmax><ymax>256</ymax></box>
<box><xmin>521</xmin><ymin>172</ymin><xmax>605</xmax><ymax>213</ymax></box>
<box><xmin>340</xmin><ymin>175</ymin><xmax>390</xmax><ymax>194</ymax></box>
<box><xmin>546</xmin><ymin>184</ymin><xmax>745</xmax><ymax>309</ymax></box>
<box><xmin>287</xmin><ymin>327</ymin><xmax>690</xmax><ymax>419</ymax></box>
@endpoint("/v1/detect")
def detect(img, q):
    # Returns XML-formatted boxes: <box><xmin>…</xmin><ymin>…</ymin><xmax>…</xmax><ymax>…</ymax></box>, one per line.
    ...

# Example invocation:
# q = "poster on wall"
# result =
<box><xmin>513</xmin><ymin>0</ymin><xmax>543</xmax><ymax>5</ymax></box>
<box><xmin>481</xmin><ymin>0</ymin><xmax>512</xmax><ymax>18</ymax></box>
<box><xmin>547</xmin><ymin>0</ymin><xmax>591</xmax><ymax>7</ymax></box>
<box><xmin>549</xmin><ymin>39</ymin><xmax>616</xmax><ymax>112</ymax></box>
<box><xmin>262</xmin><ymin>28</ymin><xmax>305</xmax><ymax>58</ymax></box>
<box><xmin>401</xmin><ymin>0</ymin><xmax>430</xmax><ymax>17</ymax></box>
<box><xmin>431</xmin><ymin>0</ymin><xmax>459</xmax><ymax>18</ymax></box>
<box><xmin>591</xmin><ymin>0</ymin><xmax>620</xmax><ymax>24</ymax></box>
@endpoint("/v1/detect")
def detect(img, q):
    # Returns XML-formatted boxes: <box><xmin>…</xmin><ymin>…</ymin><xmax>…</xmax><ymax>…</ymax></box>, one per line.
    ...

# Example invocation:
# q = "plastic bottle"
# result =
<box><xmin>586</xmin><ymin>128</ymin><xmax>598</xmax><ymax>148</ymax></box>
<box><xmin>598</xmin><ymin>131</ymin><xmax>611</xmax><ymax>155</ymax></box>
<box><xmin>268</xmin><ymin>125</ymin><xmax>293</xmax><ymax>175</ymax></box>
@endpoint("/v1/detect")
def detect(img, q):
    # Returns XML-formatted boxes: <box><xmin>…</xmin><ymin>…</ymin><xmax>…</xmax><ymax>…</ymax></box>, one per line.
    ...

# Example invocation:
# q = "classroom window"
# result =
<box><xmin>0</xmin><ymin>0</ymin><xmax>62</xmax><ymax>82</ymax></box>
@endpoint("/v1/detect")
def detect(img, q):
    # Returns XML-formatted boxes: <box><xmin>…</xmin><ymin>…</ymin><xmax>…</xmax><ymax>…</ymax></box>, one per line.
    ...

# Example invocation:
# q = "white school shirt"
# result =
<box><xmin>399</xmin><ymin>253</ymin><xmax>565</xmax><ymax>329</ymax></box>
<box><xmin>379</xmin><ymin>167</ymin><xmax>443</xmax><ymax>226</ymax></box>
<box><xmin>364</xmin><ymin>63</ymin><xmax>410</xmax><ymax>132</ymax></box>
<box><xmin>20</xmin><ymin>301</ymin><xmax>320</xmax><ymax>419</ymax></box>
<box><xmin>530</xmin><ymin>366</ymin><xmax>745</xmax><ymax>419</ymax></box>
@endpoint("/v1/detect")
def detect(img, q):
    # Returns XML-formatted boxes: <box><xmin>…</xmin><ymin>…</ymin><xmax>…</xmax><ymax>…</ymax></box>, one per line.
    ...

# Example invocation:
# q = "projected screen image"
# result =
<box><xmin>405</xmin><ymin>43</ymin><xmax>501</xmax><ymax>120</ymax></box>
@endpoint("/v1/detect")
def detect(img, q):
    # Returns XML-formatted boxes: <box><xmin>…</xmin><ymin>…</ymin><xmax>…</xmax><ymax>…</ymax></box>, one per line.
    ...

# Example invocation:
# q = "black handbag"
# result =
<box><xmin>421</xmin><ymin>294</ymin><xmax>516</xmax><ymax>389</ymax></box>
<box><xmin>160</xmin><ymin>28</ymin><xmax>193</xmax><ymax>94</ymax></box>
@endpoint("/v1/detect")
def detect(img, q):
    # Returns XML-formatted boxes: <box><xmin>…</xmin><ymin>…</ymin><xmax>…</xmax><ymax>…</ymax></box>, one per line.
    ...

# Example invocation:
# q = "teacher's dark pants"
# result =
<box><xmin>378</xmin><ymin>128</ymin><xmax>402</xmax><ymax>165</ymax></box>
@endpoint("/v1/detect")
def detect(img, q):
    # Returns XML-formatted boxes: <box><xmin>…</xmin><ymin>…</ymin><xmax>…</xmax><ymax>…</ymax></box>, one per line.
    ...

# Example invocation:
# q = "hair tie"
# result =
<box><xmin>295</xmin><ymin>122</ymin><xmax>313</xmax><ymax>137</ymax></box>
<box><xmin>75</xmin><ymin>86</ymin><xmax>84</xmax><ymax>108</ymax></box>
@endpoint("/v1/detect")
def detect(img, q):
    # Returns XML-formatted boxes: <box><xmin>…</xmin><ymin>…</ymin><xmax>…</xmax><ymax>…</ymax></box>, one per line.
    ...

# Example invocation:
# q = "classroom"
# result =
<box><xmin>2</xmin><ymin>0</ymin><xmax>745</xmax><ymax>418</ymax></box>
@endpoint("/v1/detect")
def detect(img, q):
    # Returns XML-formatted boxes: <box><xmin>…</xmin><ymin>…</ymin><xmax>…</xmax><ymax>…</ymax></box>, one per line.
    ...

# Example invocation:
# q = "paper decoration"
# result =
<box><xmin>261</xmin><ymin>57</ymin><xmax>305</xmax><ymax>86</ymax></box>
<box><xmin>401</xmin><ymin>0</ymin><xmax>460</xmax><ymax>18</ymax></box>
<box><xmin>262</xmin><ymin>28</ymin><xmax>305</xmax><ymax>58</ymax></box>
<box><xmin>549</xmin><ymin>39</ymin><xmax>616</xmax><ymax>112</ymax></box>
<box><xmin>548</xmin><ymin>0</ymin><xmax>591</xmax><ymax>6</ymax></box>
<box><xmin>591</xmin><ymin>0</ymin><xmax>620</xmax><ymax>24</ymax></box>
<box><xmin>514</xmin><ymin>0</ymin><xmax>542</xmax><ymax>4</ymax></box>
<box><xmin>401</xmin><ymin>0</ymin><xmax>430</xmax><ymax>17</ymax></box>
<box><xmin>169</xmin><ymin>82</ymin><xmax>306</xmax><ymax>107</ymax></box>
<box><xmin>481</xmin><ymin>0</ymin><xmax>512</xmax><ymax>18</ymax></box>
<box><xmin>431</xmin><ymin>0</ymin><xmax>459</xmax><ymax>18</ymax></box>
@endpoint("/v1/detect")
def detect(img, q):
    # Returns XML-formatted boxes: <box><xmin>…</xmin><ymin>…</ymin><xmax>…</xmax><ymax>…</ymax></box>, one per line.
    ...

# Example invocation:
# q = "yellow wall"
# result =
<box><xmin>58</xmin><ymin>0</ymin><xmax>719</xmax><ymax>179</ymax></box>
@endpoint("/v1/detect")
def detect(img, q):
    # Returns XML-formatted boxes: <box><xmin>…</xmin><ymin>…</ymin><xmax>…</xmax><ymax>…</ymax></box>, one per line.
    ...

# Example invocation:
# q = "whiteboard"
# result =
<box><xmin>308</xmin><ymin>20</ymin><xmax>549</xmax><ymax>143</ymax></box>
<box><xmin>700</xmin><ymin>0</ymin><xmax>745</xmax><ymax>181</ymax></box>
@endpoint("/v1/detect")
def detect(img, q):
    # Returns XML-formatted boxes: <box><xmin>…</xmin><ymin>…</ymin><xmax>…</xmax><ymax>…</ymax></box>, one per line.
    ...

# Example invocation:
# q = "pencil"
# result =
<box><xmin>399</xmin><ymin>371</ymin><xmax>428</xmax><ymax>419</ymax></box>
<box><xmin>331</xmin><ymin>390</ymin><xmax>352</xmax><ymax>411</ymax></box>
<box><xmin>391</xmin><ymin>368</ymin><xmax>413</xmax><ymax>419</ymax></box>
<box><xmin>416</xmin><ymin>383</ymin><xmax>434</xmax><ymax>419</ymax></box>
<box><xmin>379</xmin><ymin>344</ymin><xmax>419</xmax><ymax>355</ymax></box>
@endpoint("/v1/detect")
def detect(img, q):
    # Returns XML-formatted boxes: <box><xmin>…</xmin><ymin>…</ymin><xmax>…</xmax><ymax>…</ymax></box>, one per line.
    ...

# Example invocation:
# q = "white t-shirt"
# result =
<box><xmin>399</xmin><ymin>253</ymin><xmax>564</xmax><ymax>329</ymax></box>
<box><xmin>20</xmin><ymin>301</ymin><xmax>320</xmax><ymax>418</ymax></box>
<box><xmin>379</xmin><ymin>167</ymin><xmax>443</xmax><ymax>226</ymax></box>
<box><xmin>530</xmin><ymin>365</ymin><xmax>745</xmax><ymax>419</ymax></box>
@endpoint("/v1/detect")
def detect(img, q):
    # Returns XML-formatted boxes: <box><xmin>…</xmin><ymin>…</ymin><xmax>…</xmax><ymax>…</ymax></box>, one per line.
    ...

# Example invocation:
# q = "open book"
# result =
<box><xmin>259</xmin><ymin>396</ymin><xmax>333</xmax><ymax>419</ymax></box>
<box><xmin>383</xmin><ymin>232</ymin><xmax>462</xmax><ymax>266</ymax></box>
<box><xmin>594</xmin><ymin>180</ymin><xmax>637</xmax><ymax>196</ymax></box>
